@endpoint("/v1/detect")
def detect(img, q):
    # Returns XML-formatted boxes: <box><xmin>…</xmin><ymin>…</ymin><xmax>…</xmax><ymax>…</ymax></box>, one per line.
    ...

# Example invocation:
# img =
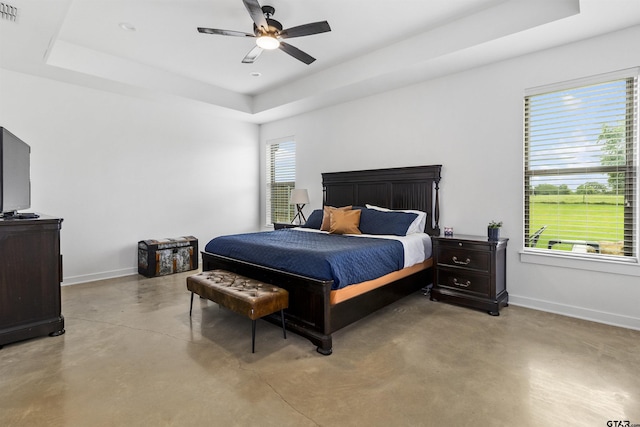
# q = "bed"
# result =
<box><xmin>201</xmin><ymin>165</ymin><xmax>442</xmax><ymax>355</ymax></box>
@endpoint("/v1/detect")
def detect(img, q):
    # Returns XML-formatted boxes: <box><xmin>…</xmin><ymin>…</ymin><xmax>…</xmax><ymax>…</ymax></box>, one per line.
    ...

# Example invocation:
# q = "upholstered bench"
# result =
<box><xmin>187</xmin><ymin>270</ymin><xmax>288</xmax><ymax>353</ymax></box>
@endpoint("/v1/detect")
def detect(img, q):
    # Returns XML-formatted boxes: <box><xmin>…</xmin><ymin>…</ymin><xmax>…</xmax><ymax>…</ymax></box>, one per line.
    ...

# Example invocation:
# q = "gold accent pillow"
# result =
<box><xmin>321</xmin><ymin>205</ymin><xmax>352</xmax><ymax>231</ymax></box>
<box><xmin>329</xmin><ymin>209</ymin><xmax>362</xmax><ymax>235</ymax></box>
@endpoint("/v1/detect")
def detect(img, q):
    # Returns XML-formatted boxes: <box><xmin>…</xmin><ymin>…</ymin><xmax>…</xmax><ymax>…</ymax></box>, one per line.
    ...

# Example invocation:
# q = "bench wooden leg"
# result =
<box><xmin>281</xmin><ymin>309</ymin><xmax>286</xmax><ymax>339</ymax></box>
<box><xmin>252</xmin><ymin>320</ymin><xmax>256</xmax><ymax>353</ymax></box>
<box><xmin>189</xmin><ymin>292</ymin><xmax>194</xmax><ymax>317</ymax></box>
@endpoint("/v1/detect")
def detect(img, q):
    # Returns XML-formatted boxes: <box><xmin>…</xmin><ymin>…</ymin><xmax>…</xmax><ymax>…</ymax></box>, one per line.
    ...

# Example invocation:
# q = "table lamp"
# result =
<box><xmin>289</xmin><ymin>189</ymin><xmax>309</xmax><ymax>225</ymax></box>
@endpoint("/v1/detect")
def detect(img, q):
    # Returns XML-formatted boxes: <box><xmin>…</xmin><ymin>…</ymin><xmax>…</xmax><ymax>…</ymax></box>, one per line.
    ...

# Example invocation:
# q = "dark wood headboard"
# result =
<box><xmin>322</xmin><ymin>165</ymin><xmax>442</xmax><ymax>236</ymax></box>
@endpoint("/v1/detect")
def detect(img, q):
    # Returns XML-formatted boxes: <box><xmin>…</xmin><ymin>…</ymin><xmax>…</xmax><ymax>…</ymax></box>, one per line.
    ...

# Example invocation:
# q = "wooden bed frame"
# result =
<box><xmin>201</xmin><ymin>165</ymin><xmax>442</xmax><ymax>355</ymax></box>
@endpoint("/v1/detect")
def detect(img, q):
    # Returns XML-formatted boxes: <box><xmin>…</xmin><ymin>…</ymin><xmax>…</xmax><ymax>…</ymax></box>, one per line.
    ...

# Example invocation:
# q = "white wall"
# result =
<box><xmin>260</xmin><ymin>25</ymin><xmax>640</xmax><ymax>330</ymax></box>
<box><xmin>0</xmin><ymin>69</ymin><xmax>259</xmax><ymax>284</ymax></box>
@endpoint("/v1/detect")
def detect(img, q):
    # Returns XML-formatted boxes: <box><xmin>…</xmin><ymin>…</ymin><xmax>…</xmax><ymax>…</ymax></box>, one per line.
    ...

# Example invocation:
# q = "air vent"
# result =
<box><xmin>1</xmin><ymin>2</ymin><xmax>18</xmax><ymax>21</ymax></box>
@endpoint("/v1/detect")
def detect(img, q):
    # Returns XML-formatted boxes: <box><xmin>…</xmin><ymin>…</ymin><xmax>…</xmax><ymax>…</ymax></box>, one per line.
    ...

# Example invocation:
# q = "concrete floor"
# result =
<box><xmin>1</xmin><ymin>271</ymin><xmax>639</xmax><ymax>426</ymax></box>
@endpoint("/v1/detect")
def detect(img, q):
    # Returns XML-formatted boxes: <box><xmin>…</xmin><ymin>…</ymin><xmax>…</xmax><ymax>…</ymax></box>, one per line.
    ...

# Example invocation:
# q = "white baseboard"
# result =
<box><xmin>509</xmin><ymin>295</ymin><xmax>640</xmax><ymax>331</ymax></box>
<box><xmin>62</xmin><ymin>267</ymin><xmax>138</xmax><ymax>286</ymax></box>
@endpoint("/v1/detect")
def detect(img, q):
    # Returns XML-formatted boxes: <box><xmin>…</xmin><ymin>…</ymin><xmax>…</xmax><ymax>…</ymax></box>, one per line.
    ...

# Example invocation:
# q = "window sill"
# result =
<box><xmin>520</xmin><ymin>249</ymin><xmax>640</xmax><ymax>277</ymax></box>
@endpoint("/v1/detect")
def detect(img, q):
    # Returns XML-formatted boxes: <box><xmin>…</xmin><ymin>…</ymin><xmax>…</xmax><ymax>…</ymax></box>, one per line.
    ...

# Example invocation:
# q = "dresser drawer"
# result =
<box><xmin>437</xmin><ymin>269</ymin><xmax>490</xmax><ymax>296</ymax></box>
<box><xmin>436</xmin><ymin>246</ymin><xmax>491</xmax><ymax>272</ymax></box>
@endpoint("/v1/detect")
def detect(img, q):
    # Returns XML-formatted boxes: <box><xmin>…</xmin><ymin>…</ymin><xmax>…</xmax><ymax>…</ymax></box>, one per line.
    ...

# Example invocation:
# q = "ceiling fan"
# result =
<box><xmin>197</xmin><ymin>0</ymin><xmax>331</xmax><ymax>65</ymax></box>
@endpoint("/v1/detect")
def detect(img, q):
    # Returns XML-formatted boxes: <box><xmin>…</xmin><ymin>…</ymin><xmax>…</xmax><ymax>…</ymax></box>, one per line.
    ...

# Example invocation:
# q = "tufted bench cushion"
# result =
<box><xmin>187</xmin><ymin>270</ymin><xmax>288</xmax><ymax>352</ymax></box>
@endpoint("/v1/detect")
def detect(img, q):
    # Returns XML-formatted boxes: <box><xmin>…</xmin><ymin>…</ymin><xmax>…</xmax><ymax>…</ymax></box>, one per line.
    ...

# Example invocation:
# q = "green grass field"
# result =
<box><xmin>529</xmin><ymin>194</ymin><xmax>624</xmax><ymax>252</ymax></box>
<box><xmin>531</xmin><ymin>194</ymin><xmax>624</xmax><ymax>205</ymax></box>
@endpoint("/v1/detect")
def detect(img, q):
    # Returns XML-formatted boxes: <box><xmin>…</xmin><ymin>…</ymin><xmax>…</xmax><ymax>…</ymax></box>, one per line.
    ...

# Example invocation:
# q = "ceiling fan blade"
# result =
<box><xmin>197</xmin><ymin>27</ymin><xmax>254</xmax><ymax>37</ymax></box>
<box><xmin>279</xmin><ymin>42</ymin><xmax>316</xmax><ymax>65</ymax></box>
<box><xmin>280</xmin><ymin>21</ymin><xmax>331</xmax><ymax>39</ymax></box>
<box><xmin>241</xmin><ymin>45</ymin><xmax>264</xmax><ymax>63</ymax></box>
<box><xmin>242</xmin><ymin>0</ymin><xmax>268</xmax><ymax>32</ymax></box>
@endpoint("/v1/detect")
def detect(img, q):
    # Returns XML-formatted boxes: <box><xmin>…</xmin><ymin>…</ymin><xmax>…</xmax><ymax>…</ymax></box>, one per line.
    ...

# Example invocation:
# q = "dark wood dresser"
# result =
<box><xmin>0</xmin><ymin>215</ymin><xmax>64</xmax><ymax>347</ymax></box>
<box><xmin>431</xmin><ymin>234</ymin><xmax>508</xmax><ymax>316</ymax></box>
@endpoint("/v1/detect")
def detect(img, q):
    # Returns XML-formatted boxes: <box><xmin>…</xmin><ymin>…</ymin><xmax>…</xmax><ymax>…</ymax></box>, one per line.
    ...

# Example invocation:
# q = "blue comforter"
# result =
<box><xmin>204</xmin><ymin>229</ymin><xmax>405</xmax><ymax>290</ymax></box>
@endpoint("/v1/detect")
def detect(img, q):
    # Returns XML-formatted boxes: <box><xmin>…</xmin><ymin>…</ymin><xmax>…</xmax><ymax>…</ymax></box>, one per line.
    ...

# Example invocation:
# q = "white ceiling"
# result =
<box><xmin>2</xmin><ymin>0</ymin><xmax>640</xmax><ymax>123</ymax></box>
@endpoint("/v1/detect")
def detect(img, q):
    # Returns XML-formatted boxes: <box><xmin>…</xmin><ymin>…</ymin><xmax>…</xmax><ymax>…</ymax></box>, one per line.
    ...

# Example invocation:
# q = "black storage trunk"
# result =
<box><xmin>138</xmin><ymin>236</ymin><xmax>198</xmax><ymax>277</ymax></box>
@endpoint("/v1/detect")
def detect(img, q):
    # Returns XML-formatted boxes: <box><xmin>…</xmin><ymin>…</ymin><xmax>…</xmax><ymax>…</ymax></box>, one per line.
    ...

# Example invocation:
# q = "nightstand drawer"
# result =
<box><xmin>437</xmin><ymin>247</ymin><xmax>491</xmax><ymax>272</ymax></box>
<box><xmin>437</xmin><ymin>269</ymin><xmax>490</xmax><ymax>296</ymax></box>
<box><xmin>436</xmin><ymin>239</ymin><xmax>490</xmax><ymax>252</ymax></box>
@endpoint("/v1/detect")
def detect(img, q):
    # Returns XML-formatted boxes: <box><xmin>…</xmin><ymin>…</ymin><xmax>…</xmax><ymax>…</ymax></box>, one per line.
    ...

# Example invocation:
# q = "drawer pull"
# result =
<box><xmin>453</xmin><ymin>278</ymin><xmax>471</xmax><ymax>288</ymax></box>
<box><xmin>452</xmin><ymin>256</ymin><xmax>471</xmax><ymax>265</ymax></box>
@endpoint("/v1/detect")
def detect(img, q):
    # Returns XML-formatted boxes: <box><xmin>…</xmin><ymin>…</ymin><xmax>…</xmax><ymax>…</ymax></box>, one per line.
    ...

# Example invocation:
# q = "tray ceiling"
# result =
<box><xmin>2</xmin><ymin>0</ymin><xmax>640</xmax><ymax>122</ymax></box>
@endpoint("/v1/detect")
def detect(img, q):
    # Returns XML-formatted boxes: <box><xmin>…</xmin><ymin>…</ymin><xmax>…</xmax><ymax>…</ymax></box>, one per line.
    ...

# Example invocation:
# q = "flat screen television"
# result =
<box><xmin>0</xmin><ymin>127</ymin><xmax>32</xmax><ymax>217</ymax></box>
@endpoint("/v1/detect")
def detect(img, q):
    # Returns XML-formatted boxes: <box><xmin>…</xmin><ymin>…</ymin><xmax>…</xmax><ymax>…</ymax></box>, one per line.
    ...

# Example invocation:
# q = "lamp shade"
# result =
<box><xmin>289</xmin><ymin>189</ymin><xmax>309</xmax><ymax>205</ymax></box>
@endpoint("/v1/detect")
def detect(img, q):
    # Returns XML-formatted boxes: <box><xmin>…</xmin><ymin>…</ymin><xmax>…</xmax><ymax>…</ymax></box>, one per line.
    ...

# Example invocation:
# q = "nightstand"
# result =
<box><xmin>273</xmin><ymin>222</ymin><xmax>299</xmax><ymax>230</ymax></box>
<box><xmin>430</xmin><ymin>234</ymin><xmax>508</xmax><ymax>316</ymax></box>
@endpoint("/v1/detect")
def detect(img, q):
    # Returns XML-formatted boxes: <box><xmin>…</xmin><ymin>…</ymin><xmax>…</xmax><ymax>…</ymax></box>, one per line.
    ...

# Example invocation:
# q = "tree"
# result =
<box><xmin>599</xmin><ymin>123</ymin><xmax>625</xmax><ymax>193</ymax></box>
<box><xmin>534</xmin><ymin>183</ymin><xmax>560</xmax><ymax>195</ymax></box>
<box><xmin>576</xmin><ymin>181</ymin><xmax>608</xmax><ymax>194</ymax></box>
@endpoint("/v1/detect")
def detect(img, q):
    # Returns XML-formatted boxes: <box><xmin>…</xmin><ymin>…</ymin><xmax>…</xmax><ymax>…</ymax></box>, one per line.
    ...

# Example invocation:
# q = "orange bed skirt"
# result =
<box><xmin>329</xmin><ymin>258</ymin><xmax>433</xmax><ymax>305</ymax></box>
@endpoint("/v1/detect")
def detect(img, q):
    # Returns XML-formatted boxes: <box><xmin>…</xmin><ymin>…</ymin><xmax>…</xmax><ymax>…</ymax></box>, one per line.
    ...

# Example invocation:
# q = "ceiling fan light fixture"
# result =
<box><xmin>256</xmin><ymin>35</ymin><xmax>280</xmax><ymax>50</ymax></box>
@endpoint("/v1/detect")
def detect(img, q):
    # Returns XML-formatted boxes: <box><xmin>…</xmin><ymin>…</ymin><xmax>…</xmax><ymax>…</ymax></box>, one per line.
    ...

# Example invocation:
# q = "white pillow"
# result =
<box><xmin>365</xmin><ymin>204</ymin><xmax>427</xmax><ymax>234</ymax></box>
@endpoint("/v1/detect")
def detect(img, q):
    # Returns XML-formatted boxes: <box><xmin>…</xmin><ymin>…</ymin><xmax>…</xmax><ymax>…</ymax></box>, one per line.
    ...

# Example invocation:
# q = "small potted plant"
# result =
<box><xmin>488</xmin><ymin>220</ymin><xmax>502</xmax><ymax>240</ymax></box>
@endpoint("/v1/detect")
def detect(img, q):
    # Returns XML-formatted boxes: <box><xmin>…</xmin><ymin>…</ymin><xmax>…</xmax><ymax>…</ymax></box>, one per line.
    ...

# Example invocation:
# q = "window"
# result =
<box><xmin>524</xmin><ymin>69</ymin><xmax>638</xmax><ymax>261</ymax></box>
<box><xmin>266</xmin><ymin>139</ymin><xmax>296</xmax><ymax>225</ymax></box>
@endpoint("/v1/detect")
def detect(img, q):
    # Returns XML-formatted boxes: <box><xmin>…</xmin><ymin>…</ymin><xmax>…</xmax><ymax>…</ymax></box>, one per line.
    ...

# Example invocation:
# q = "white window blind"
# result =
<box><xmin>524</xmin><ymin>69</ymin><xmax>638</xmax><ymax>261</ymax></box>
<box><xmin>266</xmin><ymin>140</ymin><xmax>296</xmax><ymax>225</ymax></box>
